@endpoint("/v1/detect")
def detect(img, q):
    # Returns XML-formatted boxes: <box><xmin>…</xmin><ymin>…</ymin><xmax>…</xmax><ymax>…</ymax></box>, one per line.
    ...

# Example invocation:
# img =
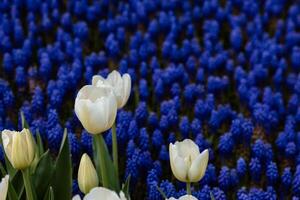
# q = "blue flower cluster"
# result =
<box><xmin>0</xmin><ymin>0</ymin><xmax>300</xmax><ymax>199</ymax></box>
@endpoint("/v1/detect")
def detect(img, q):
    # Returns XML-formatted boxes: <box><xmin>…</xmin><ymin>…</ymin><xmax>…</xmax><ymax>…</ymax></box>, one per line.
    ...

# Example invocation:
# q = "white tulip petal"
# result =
<box><xmin>1</xmin><ymin>129</ymin><xmax>35</xmax><ymax>169</ymax></box>
<box><xmin>74</xmin><ymin>85</ymin><xmax>117</xmax><ymax>134</ymax></box>
<box><xmin>119</xmin><ymin>73</ymin><xmax>131</xmax><ymax>108</ymax></box>
<box><xmin>188</xmin><ymin>149</ymin><xmax>209</xmax><ymax>182</ymax></box>
<box><xmin>24</xmin><ymin>129</ymin><xmax>35</xmax><ymax>166</ymax></box>
<box><xmin>1</xmin><ymin>130</ymin><xmax>14</xmax><ymax>164</ymax></box>
<box><xmin>87</xmin><ymin>99</ymin><xmax>108</xmax><ymax>133</ymax></box>
<box><xmin>178</xmin><ymin>195</ymin><xmax>199</xmax><ymax>200</ymax></box>
<box><xmin>0</xmin><ymin>175</ymin><xmax>9</xmax><ymax>200</ymax></box>
<box><xmin>107</xmin><ymin>70</ymin><xmax>122</xmax><ymax>86</ymax></box>
<box><xmin>167</xmin><ymin>195</ymin><xmax>198</xmax><ymax>200</ymax></box>
<box><xmin>84</xmin><ymin>187</ymin><xmax>124</xmax><ymax>200</ymax></box>
<box><xmin>78</xmin><ymin>154</ymin><xmax>98</xmax><ymax>194</ymax></box>
<box><xmin>72</xmin><ymin>195</ymin><xmax>82</xmax><ymax>200</ymax></box>
<box><xmin>169</xmin><ymin>144</ymin><xmax>188</xmax><ymax>182</ymax></box>
<box><xmin>176</xmin><ymin>139</ymin><xmax>200</xmax><ymax>160</ymax></box>
<box><xmin>92</xmin><ymin>75</ymin><xmax>105</xmax><ymax>86</ymax></box>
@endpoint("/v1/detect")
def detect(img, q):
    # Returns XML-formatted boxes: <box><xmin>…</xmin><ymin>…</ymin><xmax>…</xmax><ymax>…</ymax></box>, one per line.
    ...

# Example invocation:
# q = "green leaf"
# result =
<box><xmin>51</xmin><ymin>129</ymin><xmax>72</xmax><ymax>200</ymax></box>
<box><xmin>92</xmin><ymin>137</ymin><xmax>102</xmax><ymax>182</ymax></box>
<box><xmin>20</xmin><ymin>112</ymin><xmax>29</xmax><ymax>129</ymax></box>
<box><xmin>93</xmin><ymin>134</ymin><xmax>120</xmax><ymax>192</ymax></box>
<box><xmin>0</xmin><ymin>162</ymin><xmax>7</xmax><ymax>177</ymax></box>
<box><xmin>156</xmin><ymin>185</ymin><xmax>167</xmax><ymax>199</ymax></box>
<box><xmin>122</xmin><ymin>175</ymin><xmax>131</xmax><ymax>200</ymax></box>
<box><xmin>4</xmin><ymin>155</ymin><xmax>17</xmax><ymax>181</ymax></box>
<box><xmin>33</xmin><ymin>151</ymin><xmax>55</xmax><ymax>200</ymax></box>
<box><xmin>7</xmin><ymin>180</ymin><xmax>18</xmax><ymax>200</ymax></box>
<box><xmin>11</xmin><ymin>171</ymin><xmax>24</xmax><ymax>198</ymax></box>
<box><xmin>0</xmin><ymin>136</ymin><xmax>17</xmax><ymax>179</ymax></box>
<box><xmin>31</xmin><ymin>131</ymin><xmax>45</xmax><ymax>173</ymax></box>
<box><xmin>43</xmin><ymin>187</ymin><xmax>54</xmax><ymax>200</ymax></box>
<box><xmin>35</xmin><ymin>131</ymin><xmax>44</xmax><ymax>156</ymax></box>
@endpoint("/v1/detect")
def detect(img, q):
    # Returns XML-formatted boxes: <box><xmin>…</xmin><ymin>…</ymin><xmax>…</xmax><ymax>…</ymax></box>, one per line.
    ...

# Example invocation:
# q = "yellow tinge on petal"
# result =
<box><xmin>2</xmin><ymin>129</ymin><xmax>35</xmax><ymax>170</ymax></box>
<box><xmin>78</xmin><ymin>154</ymin><xmax>99</xmax><ymax>194</ymax></box>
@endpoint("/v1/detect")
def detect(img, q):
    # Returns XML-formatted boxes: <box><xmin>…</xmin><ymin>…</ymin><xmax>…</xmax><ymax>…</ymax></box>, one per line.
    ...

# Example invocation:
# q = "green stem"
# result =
<box><xmin>94</xmin><ymin>134</ymin><xmax>109</xmax><ymax>188</ymax></box>
<box><xmin>112</xmin><ymin>122</ymin><xmax>119</xmax><ymax>179</ymax></box>
<box><xmin>22</xmin><ymin>169</ymin><xmax>35</xmax><ymax>200</ymax></box>
<box><xmin>186</xmin><ymin>182</ymin><xmax>191</xmax><ymax>195</ymax></box>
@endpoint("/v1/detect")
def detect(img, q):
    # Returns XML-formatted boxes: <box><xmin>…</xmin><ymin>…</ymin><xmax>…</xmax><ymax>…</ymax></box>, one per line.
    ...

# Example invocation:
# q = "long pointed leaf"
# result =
<box><xmin>33</xmin><ymin>151</ymin><xmax>54</xmax><ymax>199</ymax></box>
<box><xmin>43</xmin><ymin>187</ymin><xmax>54</xmax><ymax>200</ymax></box>
<box><xmin>7</xmin><ymin>181</ymin><xmax>18</xmax><ymax>200</ymax></box>
<box><xmin>93</xmin><ymin>135</ymin><xmax>119</xmax><ymax>192</ymax></box>
<box><xmin>122</xmin><ymin>175</ymin><xmax>131</xmax><ymax>200</ymax></box>
<box><xmin>20</xmin><ymin>112</ymin><xmax>29</xmax><ymax>129</ymax></box>
<box><xmin>36</xmin><ymin>131</ymin><xmax>44</xmax><ymax>156</ymax></box>
<box><xmin>52</xmin><ymin>129</ymin><xmax>72</xmax><ymax>200</ymax></box>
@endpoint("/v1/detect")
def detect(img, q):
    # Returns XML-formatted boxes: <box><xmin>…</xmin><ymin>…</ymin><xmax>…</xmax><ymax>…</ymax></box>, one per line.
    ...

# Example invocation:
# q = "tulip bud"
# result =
<box><xmin>92</xmin><ymin>70</ymin><xmax>131</xmax><ymax>109</ymax></box>
<box><xmin>2</xmin><ymin>129</ymin><xmax>35</xmax><ymax>170</ymax></box>
<box><xmin>78</xmin><ymin>154</ymin><xmax>99</xmax><ymax>194</ymax></box>
<box><xmin>169</xmin><ymin>139</ymin><xmax>209</xmax><ymax>183</ymax></box>
<box><xmin>0</xmin><ymin>175</ymin><xmax>9</xmax><ymax>200</ymax></box>
<box><xmin>74</xmin><ymin>85</ymin><xmax>117</xmax><ymax>134</ymax></box>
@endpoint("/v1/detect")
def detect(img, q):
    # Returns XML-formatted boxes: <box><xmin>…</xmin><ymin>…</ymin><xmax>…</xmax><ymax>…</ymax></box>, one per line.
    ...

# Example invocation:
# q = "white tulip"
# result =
<box><xmin>75</xmin><ymin>85</ymin><xmax>117</xmax><ymax>134</ymax></box>
<box><xmin>72</xmin><ymin>187</ymin><xmax>127</xmax><ymax>200</ymax></box>
<box><xmin>169</xmin><ymin>139</ymin><xmax>209</xmax><ymax>183</ymax></box>
<box><xmin>78</xmin><ymin>154</ymin><xmax>99</xmax><ymax>194</ymax></box>
<box><xmin>92</xmin><ymin>70</ymin><xmax>131</xmax><ymax>108</ymax></box>
<box><xmin>2</xmin><ymin>129</ymin><xmax>35</xmax><ymax>169</ymax></box>
<box><xmin>0</xmin><ymin>175</ymin><xmax>9</xmax><ymax>200</ymax></box>
<box><xmin>167</xmin><ymin>195</ymin><xmax>198</xmax><ymax>200</ymax></box>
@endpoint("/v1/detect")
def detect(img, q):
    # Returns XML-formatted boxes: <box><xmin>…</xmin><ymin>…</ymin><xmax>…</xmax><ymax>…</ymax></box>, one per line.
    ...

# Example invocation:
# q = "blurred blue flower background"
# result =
<box><xmin>0</xmin><ymin>0</ymin><xmax>300</xmax><ymax>199</ymax></box>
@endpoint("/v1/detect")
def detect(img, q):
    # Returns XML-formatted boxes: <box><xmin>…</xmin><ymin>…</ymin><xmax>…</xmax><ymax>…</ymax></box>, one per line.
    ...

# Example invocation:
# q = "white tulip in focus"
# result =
<box><xmin>72</xmin><ymin>187</ymin><xmax>127</xmax><ymax>200</ymax></box>
<box><xmin>74</xmin><ymin>85</ymin><xmax>117</xmax><ymax>134</ymax></box>
<box><xmin>169</xmin><ymin>139</ymin><xmax>209</xmax><ymax>183</ymax></box>
<box><xmin>167</xmin><ymin>195</ymin><xmax>198</xmax><ymax>200</ymax></box>
<box><xmin>0</xmin><ymin>175</ymin><xmax>9</xmax><ymax>200</ymax></box>
<box><xmin>2</xmin><ymin>129</ymin><xmax>35</xmax><ymax>169</ymax></box>
<box><xmin>92</xmin><ymin>70</ymin><xmax>131</xmax><ymax>108</ymax></box>
<box><xmin>78</xmin><ymin>154</ymin><xmax>99</xmax><ymax>194</ymax></box>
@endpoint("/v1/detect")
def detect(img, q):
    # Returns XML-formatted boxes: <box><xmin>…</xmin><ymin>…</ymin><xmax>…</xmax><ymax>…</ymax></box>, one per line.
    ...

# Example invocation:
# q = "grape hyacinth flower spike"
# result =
<box><xmin>169</xmin><ymin>139</ymin><xmax>209</xmax><ymax>195</ymax></box>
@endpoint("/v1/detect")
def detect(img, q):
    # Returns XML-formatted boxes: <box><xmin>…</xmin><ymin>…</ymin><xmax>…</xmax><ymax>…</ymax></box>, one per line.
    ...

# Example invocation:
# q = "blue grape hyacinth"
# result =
<box><xmin>0</xmin><ymin>0</ymin><xmax>299</xmax><ymax>199</ymax></box>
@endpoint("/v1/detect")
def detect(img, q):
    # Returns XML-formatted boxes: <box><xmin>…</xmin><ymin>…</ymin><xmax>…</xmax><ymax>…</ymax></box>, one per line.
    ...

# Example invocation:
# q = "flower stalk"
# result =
<box><xmin>112</xmin><ymin>122</ymin><xmax>119</xmax><ymax>179</ymax></box>
<box><xmin>94</xmin><ymin>134</ymin><xmax>109</xmax><ymax>188</ymax></box>
<box><xmin>186</xmin><ymin>182</ymin><xmax>191</xmax><ymax>195</ymax></box>
<box><xmin>22</xmin><ymin>169</ymin><xmax>35</xmax><ymax>200</ymax></box>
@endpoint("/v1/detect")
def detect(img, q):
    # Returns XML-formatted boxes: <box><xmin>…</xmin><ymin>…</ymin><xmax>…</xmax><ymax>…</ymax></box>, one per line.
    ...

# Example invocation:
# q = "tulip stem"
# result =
<box><xmin>186</xmin><ymin>182</ymin><xmax>191</xmax><ymax>195</ymax></box>
<box><xmin>112</xmin><ymin>122</ymin><xmax>119</xmax><ymax>179</ymax></box>
<box><xmin>22</xmin><ymin>169</ymin><xmax>35</xmax><ymax>200</ymax></box>
<box><xmin>94</xmin><ymin>134</ymin><xmax>109</xmax><ymax>188</ymax></box>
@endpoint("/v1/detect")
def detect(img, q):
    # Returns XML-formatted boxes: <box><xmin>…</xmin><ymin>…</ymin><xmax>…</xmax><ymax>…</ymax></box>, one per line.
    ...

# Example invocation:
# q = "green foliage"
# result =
<box><xmin>122</xmin><ymin>175</ymin><xmax>131</xmax><ymax>200</ymax></box>
<box><xmin>51</xmin><ymin>128</ymin><xmax>72</xmax><ymax>200</ymax></box>
<box><xmin>33</xmin><ymin>151</ymin><xmax>54</xmax><ymax>199</ymax></box>
<box><xmin>93</xmin><ymin>134</ymin><xmax>120</xmax><ymax>192</ymax></box>
<box><xmin>0</xmin><ymin>114</ymin><xmax>129</xmax><ymax>199</ymax></box>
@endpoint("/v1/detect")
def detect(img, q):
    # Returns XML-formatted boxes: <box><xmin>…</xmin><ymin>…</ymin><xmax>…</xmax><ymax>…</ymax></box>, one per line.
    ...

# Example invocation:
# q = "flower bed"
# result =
<box><xmin>0</xmin><ymin>0</ymin><xmax>300</xmax><ymax>199</ymax></box>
